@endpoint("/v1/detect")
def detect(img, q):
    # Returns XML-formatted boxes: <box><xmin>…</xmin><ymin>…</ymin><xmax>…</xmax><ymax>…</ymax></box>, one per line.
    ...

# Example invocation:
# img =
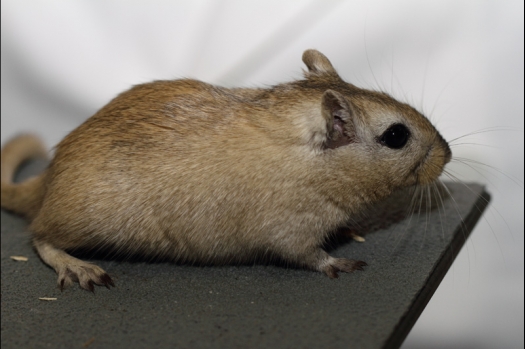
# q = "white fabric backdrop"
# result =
<box><xmin>1</xmin><ymin>1</ymin><xmax>523</xmax><ymax>348</ymax></box>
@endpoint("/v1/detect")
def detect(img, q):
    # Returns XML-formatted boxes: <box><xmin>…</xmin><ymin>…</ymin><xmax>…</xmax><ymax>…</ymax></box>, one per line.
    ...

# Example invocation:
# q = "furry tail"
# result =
<box><xmin>1</xmin><ymin>134</ymin><xmax>48</xmax><ymax>220</ymax></box>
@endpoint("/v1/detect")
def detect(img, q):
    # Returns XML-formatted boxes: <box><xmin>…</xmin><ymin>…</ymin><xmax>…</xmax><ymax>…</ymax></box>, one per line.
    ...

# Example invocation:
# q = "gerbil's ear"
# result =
<box><xmin>302</xmin><ymin>49</ymin><xmax>337</xmax><ymax>77</ymax></box>
<box><xmin>321</xmin><ymin>90</ymin><xmax>356</xmax><ymax>149</ymax></box>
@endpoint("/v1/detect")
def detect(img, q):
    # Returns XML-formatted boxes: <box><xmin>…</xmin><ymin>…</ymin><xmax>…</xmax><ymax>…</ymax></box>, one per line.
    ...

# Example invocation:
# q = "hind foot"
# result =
<box><xmin>294</xmin><ymin>248</ymin><xmax>367</xmax><ymax>279</ymax></box>
<box><xmin>33</xmin><ymin>238</ymin><xmax>114</xmax><ymax>292</ymax></box>
<box><xmin>56</xmin><ymin>261</ymin><xmax>115</xmax><ymax>291</ymax></box>
<box><xmin>321</xmin><ymin>256</ymin><xmax>368</xmax><ymax>279</ymax></box>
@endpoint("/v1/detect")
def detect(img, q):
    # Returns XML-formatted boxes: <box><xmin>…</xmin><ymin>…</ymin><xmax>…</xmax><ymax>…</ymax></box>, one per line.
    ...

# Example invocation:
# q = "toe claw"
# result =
<box><xmin>356</xmin><ymin>261</ymin><xmax>368</xmax><ymax>270</ymax></box>
<box><xmin>101</xmin><ymin>273</ymin><xmax>115</xmax><ymax>288</ymax></box>
<box><xmin>87</xmin><ymin>280</ymin><xmax>95</xmax><ymax>293</ymax></box>
<box><xmin>325</xmin><ymin>265</ymin><xmax>339</xmax><ymax>279</ymax></box>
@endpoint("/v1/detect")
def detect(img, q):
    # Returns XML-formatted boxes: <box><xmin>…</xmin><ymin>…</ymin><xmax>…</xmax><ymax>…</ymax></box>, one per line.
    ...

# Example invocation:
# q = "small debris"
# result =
<box><xmin>38</xmin><ymin>297</ymin><xmax>57</xmax><ymax>301</ymax></box>
<box><xmin>83</xmin><ymin>337</ymin><xmax>95</xmax><ymax>348</ymax></box>
<box><xmin>350</xmin><ymin>234</ymin><xmax>366</xmax><ymax>242</ymax></box>
<box><xmin>10</xmin><ymin>256</ymin><xmax>28</xmax><ymax>261</ymax></box>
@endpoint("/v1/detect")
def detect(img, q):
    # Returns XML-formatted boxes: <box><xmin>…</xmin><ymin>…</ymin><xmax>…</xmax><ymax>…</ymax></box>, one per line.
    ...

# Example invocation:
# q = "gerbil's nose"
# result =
<box><xmin>437</xmin><ymin>133</ymin><xmax>452</xmax><ymax>164</ymax></box>
<box><xmin>444</xmin><ymin>144</ymin><xmax>452</xmax><ymax>164</ymax></box>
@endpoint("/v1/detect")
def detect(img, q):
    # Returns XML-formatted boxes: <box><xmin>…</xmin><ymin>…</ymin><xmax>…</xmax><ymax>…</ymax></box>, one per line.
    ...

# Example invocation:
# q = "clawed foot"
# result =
<box><xmin>322</xmin><ymin>257</ymin><xmax>368</xmax><ymax>279</ymax></box>
<box><xmin>57</xmin><ymin>263</ymin><xmax>115</xmax><ymax>292</ymax></box>
<box><xmin>33</xmin><ymin>239</ymin><xmax>115</xmax><ymax>292</ymax></box>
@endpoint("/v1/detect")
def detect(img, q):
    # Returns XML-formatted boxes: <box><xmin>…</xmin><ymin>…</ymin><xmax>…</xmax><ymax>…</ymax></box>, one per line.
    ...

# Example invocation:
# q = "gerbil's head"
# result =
<box><xmin>298</xmin><ymin>49</ymin><xmax>451</xmax><ymax>195</ymax></box>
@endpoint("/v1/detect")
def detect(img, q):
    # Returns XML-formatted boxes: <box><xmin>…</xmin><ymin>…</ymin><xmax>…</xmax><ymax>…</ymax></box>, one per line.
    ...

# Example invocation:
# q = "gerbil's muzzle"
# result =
<box><xmin>440</xmin><ymin>135</ymin><xmax>452</xmax><ymax>165</ymax></box>
<box><xmin>416</xmin><ymin>140</ymin><xmax>451</xmax><ymax>185</ymax></box>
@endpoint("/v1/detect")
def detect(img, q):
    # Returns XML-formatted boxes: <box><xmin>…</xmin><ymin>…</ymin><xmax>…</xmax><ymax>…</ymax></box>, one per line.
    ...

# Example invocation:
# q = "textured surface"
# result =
<box><xmin>1</xmin><ymin>159</ymin><xmax>489</xmax><ymax>349</ymax></box>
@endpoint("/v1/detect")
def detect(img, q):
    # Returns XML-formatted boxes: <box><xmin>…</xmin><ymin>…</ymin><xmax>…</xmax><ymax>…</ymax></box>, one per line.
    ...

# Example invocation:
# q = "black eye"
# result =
<box><xmin>380</xmin><ymin>123</ymin><xmax>410</xmax><ymax>149</ymax></box>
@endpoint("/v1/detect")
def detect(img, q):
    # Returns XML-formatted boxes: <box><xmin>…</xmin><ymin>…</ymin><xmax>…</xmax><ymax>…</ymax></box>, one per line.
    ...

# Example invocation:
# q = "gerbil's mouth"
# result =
<box><xmin>410</xmin><ymin>146</ymin><xmax>432</xmax><ymax>178</ymax></box>
<box><xmin>412</xmin><ymin>144</ymin><xmax>449</xmax><ymax>186</ymax></box>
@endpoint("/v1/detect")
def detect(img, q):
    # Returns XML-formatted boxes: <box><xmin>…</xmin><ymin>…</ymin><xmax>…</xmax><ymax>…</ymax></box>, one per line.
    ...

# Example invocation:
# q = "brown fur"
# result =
<box><xmin>0</xmin><ymin>49</ymin><xmax>451</xmax><ymax>290</ymax></box>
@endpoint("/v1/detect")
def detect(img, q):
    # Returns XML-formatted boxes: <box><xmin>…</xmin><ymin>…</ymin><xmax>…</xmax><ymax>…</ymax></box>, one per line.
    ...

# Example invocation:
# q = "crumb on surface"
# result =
<box><xmin>10</xmin><ymin>256</ymin><xmax>28</xmax><ymax>261</ymax></box>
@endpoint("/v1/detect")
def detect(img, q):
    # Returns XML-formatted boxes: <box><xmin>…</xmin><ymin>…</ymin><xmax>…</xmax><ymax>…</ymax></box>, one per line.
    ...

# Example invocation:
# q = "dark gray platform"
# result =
<box><xmin>1</xmin><ymin>159</ymin><xmax>489</xmax><ymax>349</ymax></box>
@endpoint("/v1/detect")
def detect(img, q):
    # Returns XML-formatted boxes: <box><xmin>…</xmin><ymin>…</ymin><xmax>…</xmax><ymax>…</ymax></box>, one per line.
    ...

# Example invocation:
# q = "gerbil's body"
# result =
<box><xmin>0</xmin><ymin>50</ymin><xmax>451</xmax><ymax>290</ymax></box>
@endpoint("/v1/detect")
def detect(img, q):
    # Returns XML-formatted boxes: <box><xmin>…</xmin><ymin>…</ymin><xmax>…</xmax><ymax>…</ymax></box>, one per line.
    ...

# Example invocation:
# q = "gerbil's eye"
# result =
<box><xmin>380</xmin><ymin>123</ymin><xmax>410</xmax><ymax>149</ymax></box>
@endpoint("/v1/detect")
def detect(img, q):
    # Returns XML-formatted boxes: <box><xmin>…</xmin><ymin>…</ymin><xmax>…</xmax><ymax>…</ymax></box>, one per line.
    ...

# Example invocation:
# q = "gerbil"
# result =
<box><xmin>0</xmin><ymin>49</ymin><xmax>451</xmax><ymax>291</ymax></box>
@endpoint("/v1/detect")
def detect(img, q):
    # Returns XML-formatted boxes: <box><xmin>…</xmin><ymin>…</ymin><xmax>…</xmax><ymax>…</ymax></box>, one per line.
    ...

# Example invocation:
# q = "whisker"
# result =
<box><xmin>452</xmin><ymin>157</ymin><xmax>524</xmax><ymax>188</ymax></box>
<box><xmin>444</xmin><ymin>169</ymin><xmax>515</xmax><ymax>246</ymax></box>
<box><xmin>389</xmin><ymin>185</ymin><xmax>419</xmax><ymax>256</ymax></box>
<box><xmin>448</xmin><ymin>127</ymin><xmax>523</xmax><ymax>144</ymax></box>
<box><xmin>439</xmin><ymin>173</ymin><xmax>473</xmax><ymax>286</ymax></box>
<box><xmin>428</xmin><ymin>73</ymin><xmax>460</xmax><ymax>121</ymax></box>
<box><xmin>434</xmin><ymin>180</ymin><xmax>456</xmax><ymax>269</ymax></box>
<box><xmin>363</xmin><ymin>13</ymin><xmax>382</xmax><ymax>92</ymax></box>
<box><xmin>447</xmin><ymin>163</ymin><xmax>500</xmax><ymax>195</ymax></box>
<box><xmin>418</xmin><ymin>184</ymin><xmax>432</xmax><ymax>255</ymax></box>
<box><xmin>449</xmin><ymin>142</ymin><xmax>499</xmax><ymax>149</ymax></box>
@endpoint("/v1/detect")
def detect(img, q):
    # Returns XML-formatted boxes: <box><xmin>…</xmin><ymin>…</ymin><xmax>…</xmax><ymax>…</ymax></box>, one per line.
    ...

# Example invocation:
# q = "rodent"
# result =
<box><xmin>0</xmin><ymin>49</ymin><xmax>451</xmax><ymax>291</ymax></box>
